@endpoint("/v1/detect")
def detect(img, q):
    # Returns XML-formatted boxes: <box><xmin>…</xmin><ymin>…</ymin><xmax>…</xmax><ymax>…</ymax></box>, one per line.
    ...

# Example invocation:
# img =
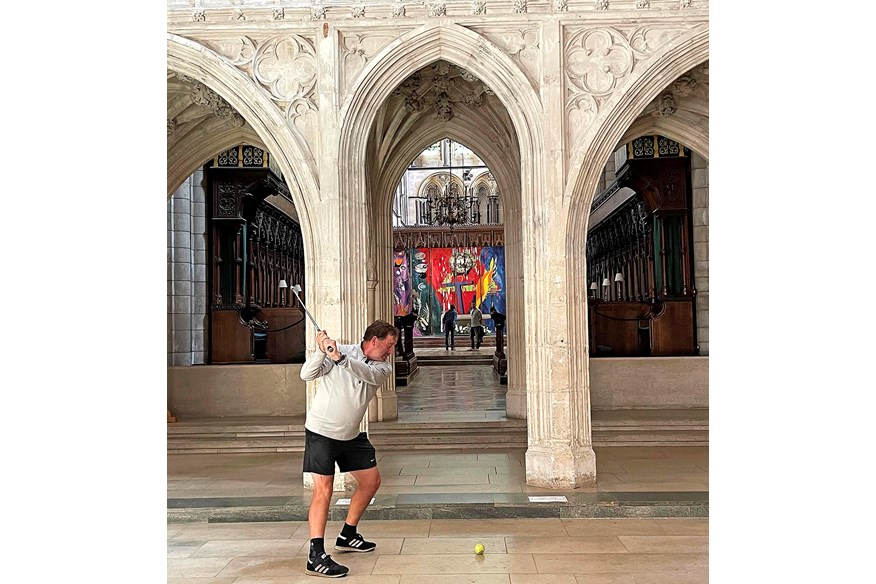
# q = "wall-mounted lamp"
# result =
<box><xmin>601</xmin><ymin>277</ymin><xmax>610</xmax><ymax>300</ymax></box>
<box><xmin>589</xmin><ymin>281</ymin><xmax>598</xmax><ymax>298</ymax></box>
<box><xmin>614</xmin><ymin>272</ymin><xmax>624</xmax><ymax>301</ymax></box>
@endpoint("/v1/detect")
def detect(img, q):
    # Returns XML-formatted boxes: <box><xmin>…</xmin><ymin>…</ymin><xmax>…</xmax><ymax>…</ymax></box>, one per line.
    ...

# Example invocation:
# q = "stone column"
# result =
<box><xmin>167</xmin><ymin>171</ymin><xmax>208</xmax><ymax>367</ymax></box>
<box><xmin>504</xmin><ymin>206</ymin><xmax>526</xmax><ymax>418</ymax></box>
<box><xmin>523</xmin><ymin>20</ymin><xmax>596</xmax><ymax>488</ymax></box>
<box><xmin>691</xmin><ymin>153</ymin><xmax>709</xmax><ymax>355</ymax></box>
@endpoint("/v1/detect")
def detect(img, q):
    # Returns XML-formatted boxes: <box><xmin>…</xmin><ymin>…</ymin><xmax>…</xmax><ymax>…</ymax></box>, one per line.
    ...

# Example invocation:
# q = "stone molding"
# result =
<box><xmin>168</xmin><ymin>1</ymin><xmax>708</xmax><ymax>24</ymax></box>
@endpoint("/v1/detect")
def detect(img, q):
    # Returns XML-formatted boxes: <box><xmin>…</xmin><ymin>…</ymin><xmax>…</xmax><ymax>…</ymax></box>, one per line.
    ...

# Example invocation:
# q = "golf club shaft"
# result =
<box><xmin>291</xmin><ymin>289</ymin><xmax>335</xmax><ymax>353</ymax></box>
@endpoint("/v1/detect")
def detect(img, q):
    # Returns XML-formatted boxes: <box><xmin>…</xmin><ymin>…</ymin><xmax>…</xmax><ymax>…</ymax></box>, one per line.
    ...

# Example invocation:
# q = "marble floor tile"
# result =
<box><xmin>532</xmin><ymin>553</ymin><xmax>701</xmax><ymax>574</ymax></box>
<box><xmin>504</xmin><ymin>536</ymin><xmax>628</xmax><ymax>554</ymax></box>
<box><xmin>378</xmin><ymin>484</ymin><xmax>523</xmax><ymax>495</ymax></box>
<box><xmin>372</xmin><ymin>553</ymin><xmax>537</xmax><ymax>575</ymax></box>
<box><xmin>294</xmin><ymin>538</ymin><xmax>404</xmax><ymax>556</ymax></box>
<box><xmin>380</xmin><ymin>475</ymin><xmax>418</xmax><ymax>486</ymax></box>
<box><xmin>171</xmin><ymin>522</ymin><xmax>301</xmax><ymax>543</ymax></box>
<box><xmin>400</xmin><ymin>466</ymin><xmax>498</xmax><ymax>475</ymax></box>
<box><xmin>652</xmin><ymin>519</ymin><xmax>709</xmax><ymax>535</ymax></box>
<box><xmin>399</xmin><ymin>576</ymin><xmax>511</xmax><ymax>584</ymax></box>
<box><xmin>630</xmin><ymin>570</ymin><xmax>708</xmax><ymax>583</ymax></box>
<box><xmin>218</xmin><ymin>554</ymin><xmax>378</xmax><ymax>578</ymax></box>
<box><xmin>192</xmin><ymin>538</ymin><xmax>309</xmax><ymax>557</ymax></box>
<box><xmin>292</xmin><ymin>520</ymin><xmax>432</xmax><ymax>538</ymax></box>
<box><xmin>510</xmin><ymin>576</ymin><xmax>578</xmax><ymax>584</ymax></box>
<box><xmin>232</xmin><ymin>577</ymin><xmax>401</xmax><ymax>584</ymax></box>
<box><xmin>618</xmin><ymin>536</ymin><xmax>708</xmax><ymax>554</ymax></box>
<box><xmin>167</xmin><ymin>557</ymin><xmax>233</xmax><ymax>579</ymax></box>
<box><xmin>429</xmin><ymin>519</ymin><xmax>567</xmax><ymax>537</ymax></box>
<box><xmin>168</xmin><ymin>543</ymin><xmax>203</xmax><ymax>559</ymax></box>
<box><xmin>415</xmin><ymin>473</ymin><xmax>491</xmax><ymax>485</ymax></box>
<box><xmin>561</xmin><ymin>519</ymin><xmax>665</xmax><ymax>537</ymax></box>
<box><xmin>167</xmin><ymin>578</ymin><xmax>237</xmax><ymax>584</ymax></box>
<box><xmin>572</xmin><ymin>576</ymin><xmax>637</xmax><ymax>584</ymax></box>
<box><xmin>400</xmin><ymin>537</ymin><xmax>508</xmax><ymax>555</ymax></box>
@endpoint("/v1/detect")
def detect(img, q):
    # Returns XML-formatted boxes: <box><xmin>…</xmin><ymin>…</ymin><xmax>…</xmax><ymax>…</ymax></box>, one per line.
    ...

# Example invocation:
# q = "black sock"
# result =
<box><xmin>310</xmin><ymin>538</ymin><xmax>325</xmax><ymax>558</ymax></box>
<box><xmin>341</xmin><ymin>522</ymin><xmax>357</xmax><ymax>538</ymax></box>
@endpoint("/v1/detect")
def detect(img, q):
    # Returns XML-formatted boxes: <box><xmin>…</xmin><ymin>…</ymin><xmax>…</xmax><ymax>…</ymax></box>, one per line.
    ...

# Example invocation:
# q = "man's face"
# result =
<box><xmin>364</xmin><ymin>334</ymin><xmax>398</xmax><ymax>362</ymax></box>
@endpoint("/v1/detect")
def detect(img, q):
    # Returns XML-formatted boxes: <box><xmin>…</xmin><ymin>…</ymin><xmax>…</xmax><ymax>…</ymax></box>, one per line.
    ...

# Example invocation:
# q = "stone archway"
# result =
<box><xmin>564</xmin><ymin>28</ymin><xmax>709</xmax><ymax>456</ymax></box>
<box><xmin>338</xmin><ymin>22</ymin><xmax>543</xmax><ymax>426</ymax></box>
<box><xmin>167</xmin><ymin>34</ymin><xmax>320</xmax><ymax>277</ymax></box>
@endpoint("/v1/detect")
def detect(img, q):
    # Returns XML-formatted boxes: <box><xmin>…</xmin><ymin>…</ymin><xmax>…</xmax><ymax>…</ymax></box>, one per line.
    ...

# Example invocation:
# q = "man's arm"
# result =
<box><xmin>299</xmin><ymin>347</ymin><xmax>334</xmax><ymax>381</ymax></box>
<box><xmin>336</xmin><ymin>356</ymin><xmax>392</xmax><ymax>386</ymax></box>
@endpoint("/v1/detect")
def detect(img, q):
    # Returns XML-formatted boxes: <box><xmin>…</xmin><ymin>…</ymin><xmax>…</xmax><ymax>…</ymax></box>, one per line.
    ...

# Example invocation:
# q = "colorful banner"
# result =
<box><xmin>393</xmin><ymin>246</ymin><xmax>506</xmax><ymax>336</ymax></box>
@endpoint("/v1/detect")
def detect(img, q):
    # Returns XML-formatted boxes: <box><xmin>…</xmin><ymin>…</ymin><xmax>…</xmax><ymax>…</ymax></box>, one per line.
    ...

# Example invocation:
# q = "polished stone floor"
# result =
<box><xmin>169</xmin><ymin>365</ymin><xmax>708</xmax><ymax>581</ymax></box>
<box><xmin>397</xmin><ymin>364</ymin><xmax>507</xmax><ymax>422</ymax></box>
<box><xmin>168</xmin><ymin>516</ymin><xmax>708</xmax><ymax>583</ymax></box>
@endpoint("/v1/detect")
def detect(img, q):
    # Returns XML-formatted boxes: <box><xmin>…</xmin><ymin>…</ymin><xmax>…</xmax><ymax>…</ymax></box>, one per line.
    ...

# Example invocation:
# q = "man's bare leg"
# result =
<box><xmin>308</xmin><ymin>473</ymin><xmax>335</xmax><ymax>539</ymax></box>
<box><xmin>344</xmin><ymin>468</ymin><xmax>381</xmax><ymax>527</ymax></box>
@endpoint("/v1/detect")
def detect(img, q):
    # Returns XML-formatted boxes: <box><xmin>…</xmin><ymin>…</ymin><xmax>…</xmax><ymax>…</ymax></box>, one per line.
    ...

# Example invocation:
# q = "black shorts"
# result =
<box><xmin>303</xmin><ymin>429</ymin><xmax>377</xmax><ymax>475</ymax></box>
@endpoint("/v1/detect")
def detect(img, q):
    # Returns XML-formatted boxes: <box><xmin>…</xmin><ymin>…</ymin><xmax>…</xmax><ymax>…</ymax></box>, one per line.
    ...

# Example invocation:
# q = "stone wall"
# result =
<box><xmin>168</xmin><ymin>364</ymin><xmax>307</xmax><ymax>417</ymax></box>
<box><xmin>589</xmin><ymin>357</ymin><xmax>708</xmax><ymax>409</ymax></box>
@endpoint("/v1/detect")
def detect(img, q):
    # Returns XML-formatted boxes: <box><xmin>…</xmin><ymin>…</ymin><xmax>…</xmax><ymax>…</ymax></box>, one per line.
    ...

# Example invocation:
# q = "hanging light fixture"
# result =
<box><xmin>422</xmin><ymin>139</ymin><xmax>477</xmax><ymax>229</ymax></box>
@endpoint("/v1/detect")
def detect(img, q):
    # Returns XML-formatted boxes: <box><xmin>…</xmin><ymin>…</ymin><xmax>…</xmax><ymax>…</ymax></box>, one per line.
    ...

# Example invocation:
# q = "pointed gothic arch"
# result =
<box><xmin>166</xmin><ymin>34</ymin><xmax>319</xmax><ymax>263</ymax></box>
<box><xmin>564</xmin><ymin>25</ymin><xmax>709</xmax><ymax>416</ymax></box>
<box><xmin>337</xmin><ymin>22</ymin><xmax>544</xmax><ymax>423</ymax></box>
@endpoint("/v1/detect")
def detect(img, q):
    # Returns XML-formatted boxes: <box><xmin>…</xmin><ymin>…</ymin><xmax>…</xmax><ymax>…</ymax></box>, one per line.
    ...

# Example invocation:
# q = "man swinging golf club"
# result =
<box><xmin>299</xmin><ymin>314</ymin><xmax>399</xmax><ymax>578</ymax></box>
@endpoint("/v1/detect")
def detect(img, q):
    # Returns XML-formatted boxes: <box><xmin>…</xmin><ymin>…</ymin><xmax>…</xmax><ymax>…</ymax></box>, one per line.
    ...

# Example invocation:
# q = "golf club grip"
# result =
<box><xmin>291</xmin><ymin>289</ymin><xmax>333</xmax><ymax>352</ymax></box>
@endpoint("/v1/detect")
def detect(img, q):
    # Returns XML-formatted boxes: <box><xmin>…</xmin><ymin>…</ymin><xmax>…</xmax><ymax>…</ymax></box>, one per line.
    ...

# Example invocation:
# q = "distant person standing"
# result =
<box><xmin>442</xmin><ymin>304</ymin><xmax>458</xmax><ymax>350</ymax></box>
<box><xmin>469</xmin><ymin>306</ymin><xmax>485</xmax><ymax>349</ymax></box>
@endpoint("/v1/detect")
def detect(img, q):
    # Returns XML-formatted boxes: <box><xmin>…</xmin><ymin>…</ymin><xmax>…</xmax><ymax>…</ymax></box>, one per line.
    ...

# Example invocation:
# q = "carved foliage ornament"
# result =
<box><xmin>428</xmin><ymin>2</ymin><xmax>446</xmax><ymax>17</ymax></box>
<box><xmin>554</xmin><ymin>0</ymin><xmax>568</xmax><ymax>11</ymax></box>
<box><xmin>514</xmin><ymin>0</ymin><xmax>528</xmax><ymax>13</ymax></box>
<box><xmin>392</xmin><ymin>3</ymin><xmax>406</xmax><ymax>17</ymax></box>
<box><xmin>177</xmin><ymin>73</ymin><xmax>245</xmax><ymax>128</ymax></box>
<box><xmin>392</xmin><ymin>62</ymin><xmax>492</xmax><ymax>121</ymax></box>
<box><xmin>472</xmin><ymin>1</ymin><xmax>486</xmax><ymax>15</ymax></box>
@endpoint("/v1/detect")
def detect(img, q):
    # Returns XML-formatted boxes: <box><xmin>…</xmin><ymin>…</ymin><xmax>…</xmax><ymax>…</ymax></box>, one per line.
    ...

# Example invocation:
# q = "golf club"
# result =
<box><xmin>290</xmin><ymin>284</ymin><xmax>334</xmax><ymax>353</ymax></box>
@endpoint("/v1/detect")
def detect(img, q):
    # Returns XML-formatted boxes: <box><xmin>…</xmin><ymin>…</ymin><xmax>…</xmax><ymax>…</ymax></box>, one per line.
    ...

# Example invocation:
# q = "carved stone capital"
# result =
<box><xmin>427</xmin><ymin>2</ymin><xmax>446</xmax><ymax>17</ymax></box>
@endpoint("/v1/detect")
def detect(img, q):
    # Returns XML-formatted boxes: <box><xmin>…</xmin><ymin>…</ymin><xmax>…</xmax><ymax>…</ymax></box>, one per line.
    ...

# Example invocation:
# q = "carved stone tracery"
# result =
<box><xmin>391</xmin><ymin>62</ymin><xmax>492</xmax><ymax>121</ymax></box>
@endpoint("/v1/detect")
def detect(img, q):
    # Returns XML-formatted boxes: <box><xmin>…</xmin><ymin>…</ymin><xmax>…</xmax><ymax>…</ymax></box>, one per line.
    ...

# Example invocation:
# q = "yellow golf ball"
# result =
<box><xmin>474</xmin><ymin>543</ymin><xmax>485</xmax><ymax>555</ymax></box>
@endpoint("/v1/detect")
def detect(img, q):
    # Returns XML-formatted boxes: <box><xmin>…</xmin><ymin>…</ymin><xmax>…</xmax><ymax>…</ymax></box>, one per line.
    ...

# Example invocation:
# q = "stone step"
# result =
<box><xmin>416</xmin><ymin>356</ymin><xmax>494</xmax><ymax>366</ymax></box>
<box><xmin>168</xmin><ymin>411</ymin><xmax>707</xmax><ymax>454</ymax></box>
<box><xmin>168</xmin><ymin>490</ymin><xmax>708</xmax><ymax>523</ymax></box>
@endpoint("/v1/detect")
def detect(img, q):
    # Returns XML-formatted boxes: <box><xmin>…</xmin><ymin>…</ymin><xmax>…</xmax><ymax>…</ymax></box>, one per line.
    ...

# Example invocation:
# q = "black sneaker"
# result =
<box><xmin>334</xmin><ymin>532</ymin><xmax>377</xmax><ymax>553</ymax></box>
<box><xmin>305</xmin><ymin>553</ymin><xmax>349</xmax><ymax>578</ymax></box>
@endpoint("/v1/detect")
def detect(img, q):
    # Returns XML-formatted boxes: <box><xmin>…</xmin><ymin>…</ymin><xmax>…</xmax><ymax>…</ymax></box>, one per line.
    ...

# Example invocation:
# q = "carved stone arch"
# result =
<box><xmin>168</xmin><ymin>126</ymin><xmax>265</xmax><ymax>198</ymax></box>
<box><xmin>416</xmin><ymin>171</ymin><xmax>464</xmax><ymax>199</ymax></box>
<box><xmin>167</xmin><ymin>34</ymin><xmax>319</xmax><ymax>261</ymax></box>
<box><xmin>341</xmin><ymin>21</ymin><xmax>541</xmax><ymax>430</ymax></box>
<box><xmin>565</xmin><ymin>24</ymin><xmax>708</xmax><ymax>212</ymax></box>
<box><xmin>563</xmin><ymin>26</ymin><xmax>708</xmax><ymax>438</ymax></box>
<box><xmin>378</xmin><ymin>127</ymin><xmax>519</xmax><ymax>219</ymax></box>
